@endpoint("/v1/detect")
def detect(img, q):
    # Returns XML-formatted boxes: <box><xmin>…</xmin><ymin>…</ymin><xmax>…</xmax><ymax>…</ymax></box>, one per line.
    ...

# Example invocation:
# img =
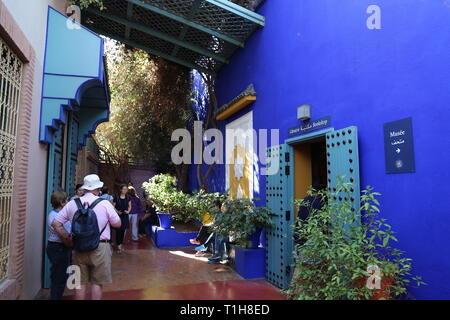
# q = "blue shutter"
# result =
<box><xmin>265</xmin><ymin>144</ymin><xmax>294</xmax><ymax>289</ymax></box>
<box><xmin>65</xmin><ymin>112</ymin><xmax>79</xmax><ymax>196</ymax></box>
<box><xmin>52</xmin><ymin>126</ymin><xmax>65</xmax><ymax>192</ymax></box>
<box><xmin>326</xmin><ymin>126</ymin><xmax>361</xmax><ymax>218</ymax></box>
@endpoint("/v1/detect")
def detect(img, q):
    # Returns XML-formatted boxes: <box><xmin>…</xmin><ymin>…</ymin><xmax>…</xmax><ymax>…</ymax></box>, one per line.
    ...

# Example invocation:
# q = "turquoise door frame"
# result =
<box><xmin>266</xmin><ymin>126</ymin><xmax>361</xmax><ymax>290</ymax></box>
<box><xmin>285</xmin><ymin>128</ymin><xmax>334</xmax><ymax>146</ymax></box>
<box><xmin>43</xmin><ymin>111</ymin><xmax>80</xmax><ymax>289</ymax></box>
<box><xmin>43</xmin><ymin>121</ymin><xmax>66</xmax><ymax>289</ymax></box>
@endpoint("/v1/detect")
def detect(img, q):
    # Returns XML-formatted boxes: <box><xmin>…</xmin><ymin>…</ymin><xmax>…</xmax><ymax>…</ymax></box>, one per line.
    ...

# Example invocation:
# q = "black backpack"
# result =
<box><xmin>72</xmin><ymin>198</ymin><xmax>108</xmax><ymax>252</ymax></box>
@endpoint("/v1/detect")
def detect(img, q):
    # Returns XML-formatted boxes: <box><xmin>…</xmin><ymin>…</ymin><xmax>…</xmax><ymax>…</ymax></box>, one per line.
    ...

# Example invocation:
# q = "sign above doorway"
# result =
<box><xmin>288</xmin><ymin>115</ymin><xmax>332</xmax><ymax>138</ymax></box>
<box><xmin>383</xmin><ymin>117</ymin><xmax>416</xmax><ymax>174</ymax></box>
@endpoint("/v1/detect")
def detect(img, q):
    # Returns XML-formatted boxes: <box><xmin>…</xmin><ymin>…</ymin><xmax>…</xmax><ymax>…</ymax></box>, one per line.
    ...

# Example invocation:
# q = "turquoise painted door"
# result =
<box><xmin>43</xmin><ymin>122</ymin><xmax>66</xmax><ymax>288</ymax></box>
<box><xmin>265</xmin><ymin>144</ymin><xmax>295</xmax><ymax>289</ymax></box>
<box><xmin>326</xmin><ymin>126</ymin><xmax>361</xmax><ymax>215</ymax></box>
<box><xmin>65</xmin><ymin>112</ymin><xmax>79</xmax><ymax>196</ymax></box>
<box><xmin>265</xmin><ymin>126</ymin><xmax>360</xmax><ymax>291</ymax></box>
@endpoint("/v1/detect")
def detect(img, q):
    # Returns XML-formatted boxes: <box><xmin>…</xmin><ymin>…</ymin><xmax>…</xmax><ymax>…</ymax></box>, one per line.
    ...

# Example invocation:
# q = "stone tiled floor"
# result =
<box><xmin>60</xmin><ymin>236</ymin><xmax>286</xmax><ymax>300</ymax></box>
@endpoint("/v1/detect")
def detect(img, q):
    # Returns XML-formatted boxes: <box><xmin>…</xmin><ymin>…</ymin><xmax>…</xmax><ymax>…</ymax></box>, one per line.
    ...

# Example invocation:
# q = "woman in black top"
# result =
<box><xmin>113</xmin><ymin>184</ymin><xmax>131</xmax><ymax>253</ymax></box>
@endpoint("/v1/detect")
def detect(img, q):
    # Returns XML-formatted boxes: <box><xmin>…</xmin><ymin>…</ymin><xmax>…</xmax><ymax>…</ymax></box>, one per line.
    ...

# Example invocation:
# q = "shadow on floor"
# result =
<box><xmin>40</xmin><ymin>236</ymin><xmax>286</xmax><ymax>300</ymax></box>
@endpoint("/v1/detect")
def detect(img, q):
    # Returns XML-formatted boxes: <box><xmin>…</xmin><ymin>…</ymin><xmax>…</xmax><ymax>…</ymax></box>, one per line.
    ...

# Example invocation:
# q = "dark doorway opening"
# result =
<box><xmin>293</xmin><ymin>136</ymin><xmax>328</xmax><ymax>202</ymax></box>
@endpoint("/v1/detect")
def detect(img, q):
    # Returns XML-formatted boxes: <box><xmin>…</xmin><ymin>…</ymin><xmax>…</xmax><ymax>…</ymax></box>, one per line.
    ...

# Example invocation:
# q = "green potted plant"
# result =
<box><xmin>142</xmin><ymin>174</ymin><xmax>184</xmax><ymax>228</ymax></box>
<box><xmin>287</xmin><ymin>181</ymin><xmax>425</xmax><ymax>300</ymax></box>
<box><xmin>212</xmin><ymin>198</ymin><xmax>275</xmax><ymax>249</ymax></box>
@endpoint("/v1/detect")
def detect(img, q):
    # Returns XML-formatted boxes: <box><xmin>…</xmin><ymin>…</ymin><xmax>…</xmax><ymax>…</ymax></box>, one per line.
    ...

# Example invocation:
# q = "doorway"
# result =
<box><xmin>265</xmin><ymin>126</ymin><xmax>361</xmax><ymax>289</ymax></box>
<box><xmin>293</xmin><ymin>136</ymin><xmax>328</xmax><ymax>202</ymax></box>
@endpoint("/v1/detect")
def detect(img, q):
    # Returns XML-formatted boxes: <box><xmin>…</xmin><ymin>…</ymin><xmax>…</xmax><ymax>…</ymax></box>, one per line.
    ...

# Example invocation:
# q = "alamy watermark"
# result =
<box><xmin>66</xmin><ymin>5</ymin><xmax>82</xmax><ymax>30</ymax></box>
<box><xmin>366</xmin><ymin>264</ymin><xmax>382</xmax><ymax>290</ymax></box>
<box><xmin>171</xmin><ymin>121</ymin><xmax>280</xmax><ymax>176</ymax></box>
<box><xmin>66</xmin><ymin>265</ymin><xmax>81</xmax><ymax>290</ymax></box>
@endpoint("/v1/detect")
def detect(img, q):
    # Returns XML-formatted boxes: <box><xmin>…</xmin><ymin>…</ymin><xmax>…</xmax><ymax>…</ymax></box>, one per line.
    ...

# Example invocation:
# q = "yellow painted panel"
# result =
<box><xmin>216</xmin><ymin>95</ymin><xmax>256</xmax><ymax>120</ymax></box>
<box><xmin>229</xmin><ymin>144</ymin><xmax>251</xmax><ymax>199</ymax></box>
<box><xmin>294</xmin><ymin>143</ymin><xmax>312</xmax><ymax>212</ymax></box>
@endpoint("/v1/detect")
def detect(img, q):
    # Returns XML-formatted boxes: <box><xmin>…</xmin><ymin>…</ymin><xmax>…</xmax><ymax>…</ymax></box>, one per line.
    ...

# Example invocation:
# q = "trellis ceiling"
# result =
<box><xmin>81</xmin><ymin>0</ymin><xmax>265</xmax><ymax>75</ymax></box>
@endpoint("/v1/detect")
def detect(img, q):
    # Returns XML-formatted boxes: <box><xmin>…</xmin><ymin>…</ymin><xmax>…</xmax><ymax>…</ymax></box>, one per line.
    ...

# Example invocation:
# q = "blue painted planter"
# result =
<box><xmin>234</xmin><ymin>247</ymin><xmax>266</xmax><ymax>279</ymax></box>
<box><xmin>150</xmin><ymin>225</ymin><xmax>198</xmax><ymax>248</ymax></box>
<box><xmin>248</xmin><ymin>228</ymin><xmax>263</xmax><ymax>249</ymax></box>
<box><xmin>157</xmin><ymin>212</ymin><xmax>175</xmax><ymax>229</ymax></box>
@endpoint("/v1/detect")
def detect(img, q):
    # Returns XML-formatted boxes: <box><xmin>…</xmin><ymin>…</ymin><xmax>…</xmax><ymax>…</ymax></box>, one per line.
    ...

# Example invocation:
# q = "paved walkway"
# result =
<box><xmin>63</xmin><ymin>236</ymin><xmax>285</xmax><ymax>300</ymax></box>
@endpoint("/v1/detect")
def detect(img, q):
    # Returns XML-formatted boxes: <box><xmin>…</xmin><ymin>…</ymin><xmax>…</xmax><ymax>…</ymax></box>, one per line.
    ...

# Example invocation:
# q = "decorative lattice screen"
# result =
<box><xmin>81</xmin><ymin>0</ymin><xmax>264</xmax><ymax>75</ymax></box>
<box><xmin>0</xmin><ymin>37</ymin><xmax>23</xmax><ymax>282</ymax></box>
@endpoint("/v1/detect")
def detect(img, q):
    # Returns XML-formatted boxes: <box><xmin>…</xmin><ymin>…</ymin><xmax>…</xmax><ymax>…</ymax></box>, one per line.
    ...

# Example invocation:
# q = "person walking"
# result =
<box><xmin>52</xmin><ymin>174</ymin><xmax>121</xmax><ymax>300</ymax></box>
<box><xmin>127</xmin><ymin>186</ymin><xmax>142</xmax><ymax>242</ymax></box>
<box><xmin>46</xmin><ymin>190</ymin><xmax>71</xmax><ymax>300</ymax></box>
<box><xmin>113</xmin><ymin>184</ymin><xmax>131</xmax><ymax>253</ymax></box>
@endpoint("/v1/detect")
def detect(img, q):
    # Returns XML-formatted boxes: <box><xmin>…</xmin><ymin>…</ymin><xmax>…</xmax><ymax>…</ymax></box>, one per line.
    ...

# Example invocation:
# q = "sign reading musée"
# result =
<box><xmin>383</xmin><ymin>117</ymin><xmax>416</xmax><ymax>174</ymax></box>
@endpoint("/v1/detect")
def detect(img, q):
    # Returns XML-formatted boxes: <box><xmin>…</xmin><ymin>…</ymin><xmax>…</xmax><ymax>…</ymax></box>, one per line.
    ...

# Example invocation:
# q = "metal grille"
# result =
<box><xmin>81</xmin><ymin>0</ymin><xmax>264</xmax><ymax>75</ymax></box>
<box><xmin>0</xmin><ymin>37</ymin><xmax>23</xmax><ymax>282</ymax></box>
<box><xmin>194</xmin><ymin>1</ymin><xmax>258</xmax><ymax>41</ymax></box>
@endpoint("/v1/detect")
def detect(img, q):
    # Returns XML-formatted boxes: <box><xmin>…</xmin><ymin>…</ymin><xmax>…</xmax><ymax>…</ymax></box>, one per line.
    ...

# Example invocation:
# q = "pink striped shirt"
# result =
<box><xmin>55</xmin><ymin>192</ymin><xmax>120</xmax><ymax>240</ymax></box>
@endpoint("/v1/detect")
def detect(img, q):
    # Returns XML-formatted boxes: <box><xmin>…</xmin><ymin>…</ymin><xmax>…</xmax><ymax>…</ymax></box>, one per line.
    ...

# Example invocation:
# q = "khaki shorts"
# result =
<box><xmin>73</xmin><ymin>243</ymin><xmax>113</xmax><ymax>285</ymax></box>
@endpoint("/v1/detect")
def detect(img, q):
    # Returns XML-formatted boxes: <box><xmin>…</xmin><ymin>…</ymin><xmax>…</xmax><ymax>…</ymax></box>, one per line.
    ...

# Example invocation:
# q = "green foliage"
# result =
<box><xmin>212</xmin><ymin>198</ymin><xmax>275</xmax><ymax>248</ymax></box>
<box><xmin>70</xmin><ymin>0</ymin><xmax>105</xmax><ymax>10</ymax></box>
<box><xmin>180</xmin><ymin>190</ymin><xmax>228</xmax><ymax>223</ymax></box>
<box><xmin>142</xmin><ymin>174</ymin><xmax>227</xmax><ymax>223</ymax></box>
<box><xmin>287</xmin><ymin>181</ymin><xmax>425</xmax><ymax>300</ymax></box>
<box><xmin>142</xmin><ymin>174</ymin><xmax>183</xmax><ymax>214</ymax></box>
<box><xmin>95</xmin><ymin>40</ymin><xmax>193</xmax><ymax>177</ymax></box>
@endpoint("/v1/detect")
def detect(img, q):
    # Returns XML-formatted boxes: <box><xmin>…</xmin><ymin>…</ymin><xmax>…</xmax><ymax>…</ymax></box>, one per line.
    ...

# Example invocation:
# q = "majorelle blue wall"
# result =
<box><xmin>188</xmin><ymin>0</ymin><xmax>450</xmax><ymax>299</ymax></box>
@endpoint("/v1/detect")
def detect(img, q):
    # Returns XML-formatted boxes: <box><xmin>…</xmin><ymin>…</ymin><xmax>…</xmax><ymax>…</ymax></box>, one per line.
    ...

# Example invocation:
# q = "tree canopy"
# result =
<box><xmin>95</xmin><ymin>39</ymin><xmax>193</xmax><ymax>188</ymax></box>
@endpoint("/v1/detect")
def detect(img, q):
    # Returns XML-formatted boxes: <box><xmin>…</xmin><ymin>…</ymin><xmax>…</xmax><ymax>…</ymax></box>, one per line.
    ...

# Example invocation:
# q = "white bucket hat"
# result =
<box><xmin>81</xmin><ymin>174</ymin><xmax>104</xmax><ymax>191</ymax></box>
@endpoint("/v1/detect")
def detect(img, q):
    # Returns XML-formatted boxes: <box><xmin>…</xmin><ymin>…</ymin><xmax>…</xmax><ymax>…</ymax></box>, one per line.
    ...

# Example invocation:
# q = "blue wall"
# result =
<box><xmin>190</xmin><ymin>0</ymin><xmax>450</xmax><ymax>299</ymax></box>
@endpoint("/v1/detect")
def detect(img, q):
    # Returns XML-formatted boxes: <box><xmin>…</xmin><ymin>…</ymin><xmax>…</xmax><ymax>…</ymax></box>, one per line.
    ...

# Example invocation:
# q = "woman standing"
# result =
<box><xmin>46</xmin><ymin>191</ymin><xmax>71</xmax><ymax>300</ymax></box>
<box><xmin>127</xmin><ymin>186</ymin><xmax>142</xmax><ymax>241</ymax></box>
<box><xmin>70</xmin><ymin>184</ymin><xmax>84</xmax><ymax>201</ymax></box>
<box><xmin>100</xmin><ymin>186</ymin><xmax>114</xmax><ymax>203</ymax></box>
<box><xmin>113</xmin><ymin>184</ymin><xmax>131</xmax><ymax>253</ymax></box>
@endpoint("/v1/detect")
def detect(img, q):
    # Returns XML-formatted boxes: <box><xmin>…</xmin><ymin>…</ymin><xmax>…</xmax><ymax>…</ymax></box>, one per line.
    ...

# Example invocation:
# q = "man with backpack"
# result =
<box><xmin>52</xmin><ymin>174</ymin><xmax>121</xmax><ymax>300</ymax></box>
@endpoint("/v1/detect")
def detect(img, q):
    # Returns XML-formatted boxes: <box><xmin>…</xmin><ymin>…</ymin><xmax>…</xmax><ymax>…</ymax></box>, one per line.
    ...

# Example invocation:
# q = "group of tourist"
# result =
<box><xmin>45</xmin><ymin>174</ymin><xmax>153</xmax><ymax>300</ymax></box>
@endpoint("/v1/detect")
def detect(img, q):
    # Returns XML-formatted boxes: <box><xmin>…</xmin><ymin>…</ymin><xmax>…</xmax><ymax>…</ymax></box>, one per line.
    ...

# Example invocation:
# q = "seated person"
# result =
<box><xmin>191</xmin><ymin>200</ymin><xmax>222</xmax><ymax>257</ymax></box>
<box><xmin>138</xmin><ymin>198</ymin><xmax>157</xmax><ymax>236</ymax></box>
<box><xmin>207</xmin><ymin>234</ymin><xmax>229</xmax><ymax>263</ymax></box>
<box><xmin>190</xmin><ymin>211</ymin><xmax>214</xmax><ymax>245</ymax></box>
<box><xmin>207</xmin><ymin>203</ymin><xmax>230</xmax><ymax>264</ymax></box>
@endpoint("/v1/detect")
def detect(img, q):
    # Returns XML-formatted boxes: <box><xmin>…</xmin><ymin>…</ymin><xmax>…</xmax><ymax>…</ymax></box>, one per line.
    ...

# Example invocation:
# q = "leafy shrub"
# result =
<box><xmin>142</xmin><ymin>174</ymin><xmax>184</xmax><ymax>216</ymax></box>
<box><xmin>288</xmin><ymin>181</ymin><xmax>425</xmax><ymax>300</ymax></box>
<box><xmin>142</xmin><ymin>174</ymin><xmax>227</xmax><ymax>223</ymax></box>
<box><xmin>212</xmin><ymin>198</ymin><xmax>275</xmax><ymax>248</ymax></box>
